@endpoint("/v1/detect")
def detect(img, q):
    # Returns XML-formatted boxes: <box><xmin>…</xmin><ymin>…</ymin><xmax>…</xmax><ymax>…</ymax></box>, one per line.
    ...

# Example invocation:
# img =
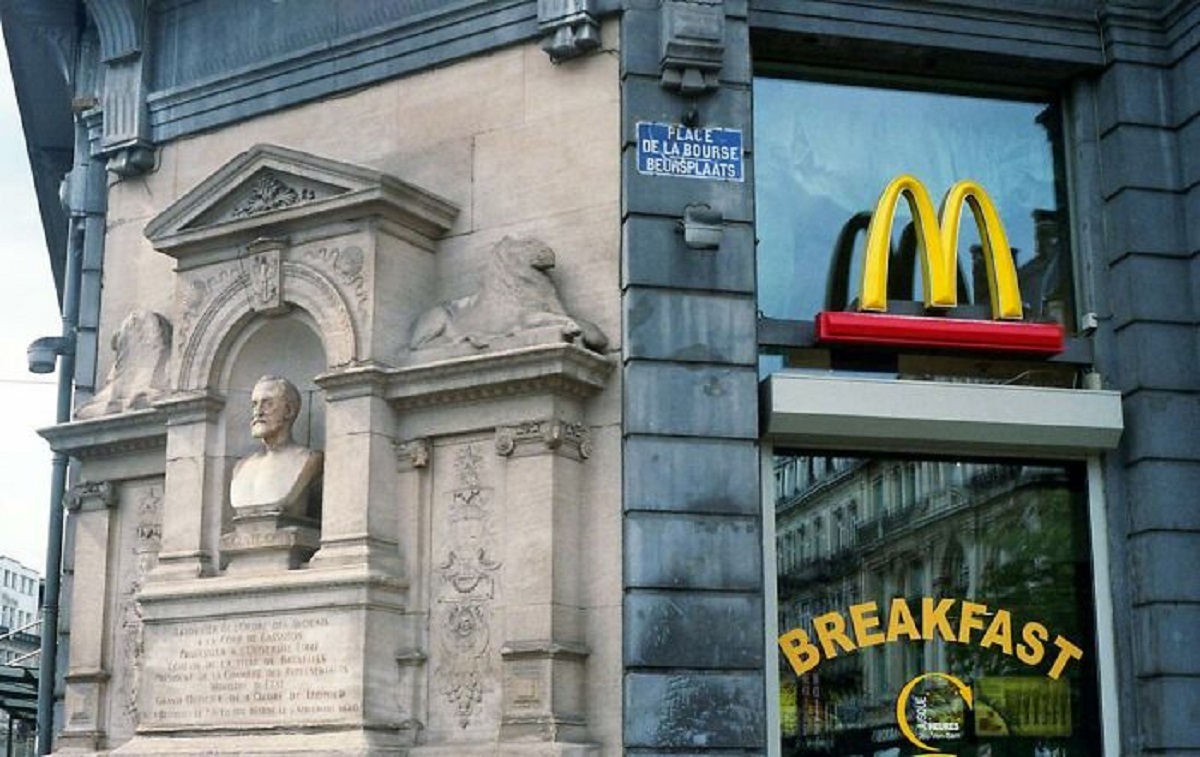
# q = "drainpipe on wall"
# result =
<box><xmin>31</xmin><ymin>213</ymin><xmax>81</xmax><ymax>756</ymax></box>
<box><xmin>30</xmin><ymin>97</ymin><xmax>105</xmax><ymax>751</ymax></box>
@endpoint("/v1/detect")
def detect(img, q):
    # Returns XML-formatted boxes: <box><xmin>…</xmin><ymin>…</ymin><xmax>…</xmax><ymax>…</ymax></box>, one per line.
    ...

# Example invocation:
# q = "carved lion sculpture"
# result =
<box><xmin>409</xmin><ymin>236</ymin><xmax>608</xmax><ymax>353</ymax></box>
<box><xmin>75</xmin><ymin>309</ymin><xmax>173</xmax><ymax>419</ymax></box>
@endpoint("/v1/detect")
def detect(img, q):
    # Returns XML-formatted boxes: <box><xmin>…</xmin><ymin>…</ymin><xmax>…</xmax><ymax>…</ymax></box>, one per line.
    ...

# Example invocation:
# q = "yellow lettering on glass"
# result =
<box><xmin>777</xmin><ymin>597</ymin><xmax>1083</xmax><ymax>680</ymax></box>
<box><xmin>860</xmin><ymin>175</ymin><xmax>1024</xmax><ymax>320</ymax></box>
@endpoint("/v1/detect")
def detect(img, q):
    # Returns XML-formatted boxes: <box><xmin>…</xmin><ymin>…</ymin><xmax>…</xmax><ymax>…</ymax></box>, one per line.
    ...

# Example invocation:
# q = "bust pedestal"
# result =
<box><xmin>220</xmin><ymin>506</ymin><xmax>321</xmax><ymax>573</ymax></box>
<box><xmin>223</xmin><ymin>445</ymin><xmax>323</xmax><ymax>573</ymax></box>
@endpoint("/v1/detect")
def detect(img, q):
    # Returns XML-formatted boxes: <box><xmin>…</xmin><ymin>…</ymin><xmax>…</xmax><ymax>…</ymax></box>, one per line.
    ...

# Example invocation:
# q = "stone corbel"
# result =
<box><xmin>660</xmin><ymin>0</ymin><xmax>724</xmax><ymax>95</ymax></box>
<box><xmin>394</xmin><ymin>437</ymin><xmax>431</xmax><ymax>473</ymax></box>
<box><xmin>538</xmin><ymin>0</ymin><xmax>601</xmax><ymax>62</ymax></box>
<box><xmin>494</xmin><ymin>419</ymin><xmax>592</xmax><ymax>461</ymax></box>
<box><xmin>86</xmin><ymin>0</ymin><xmax>155</xmax><ymax>176</ymax></box>
<box><xmin>65</xmin><ymin>481</ymin><xmax>117</xmax><ymax>512</ymax></box>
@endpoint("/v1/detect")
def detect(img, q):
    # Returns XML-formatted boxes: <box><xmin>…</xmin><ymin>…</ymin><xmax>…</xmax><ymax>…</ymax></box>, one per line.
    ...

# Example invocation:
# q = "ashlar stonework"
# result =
<box><xmin>44</xmin><ymin>141</ymin><xmax>614</xmax><ymax>756</ymax></box>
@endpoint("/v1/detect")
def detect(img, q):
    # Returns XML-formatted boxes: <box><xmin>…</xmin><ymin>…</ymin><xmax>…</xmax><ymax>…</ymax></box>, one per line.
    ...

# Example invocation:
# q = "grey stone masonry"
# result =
<box><xmin>1089</xmin><ymin>3</ymin><xmax>1200</xmax><ymax>754</ymax></box>
<box><xmin>621</xmin><ymin>1</ymin><xmax>765</xmax><ymax>752</ymax></box>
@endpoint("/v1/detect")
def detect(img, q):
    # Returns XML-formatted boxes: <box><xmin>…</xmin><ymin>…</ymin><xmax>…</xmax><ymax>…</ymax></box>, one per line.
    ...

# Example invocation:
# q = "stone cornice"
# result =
<box><xmin>154</xmin><ymin>391</ymin><xmax>226</xmax><ymax>425</ymax></box>
<box><xmin>314</xmin><ymin>362</ymin><xmax>394</xmax><ymax>401</ymax></box>
<box><xmin>38</xmin><ymin>408</ymin><xmax>167</xmax><ymax>460</ymax></box>
<box><xmin>387</xmin><ymin>343</ymin><xmax>613</xmax><ymax>410</ymax></box>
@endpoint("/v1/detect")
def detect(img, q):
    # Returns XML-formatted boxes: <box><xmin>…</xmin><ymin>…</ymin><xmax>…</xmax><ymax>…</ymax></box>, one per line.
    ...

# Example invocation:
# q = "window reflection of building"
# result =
<box><xmin>774</xmin><ymin>455</ymin><xmax>1085</xmax><ymax>751</ymax></box>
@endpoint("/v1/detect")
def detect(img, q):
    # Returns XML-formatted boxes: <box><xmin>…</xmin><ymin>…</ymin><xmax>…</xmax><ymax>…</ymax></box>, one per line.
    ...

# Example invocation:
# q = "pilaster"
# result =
<box><xmin>151</xmin><ymin>392</ymin><xmax>225</xmax><ymax>580</ymax></box>
<box><xmin>494</xmin><ymin>421</ymin><xmax>591</xmax><ymax>743</ymax></box>
<box><xmin>57</xmin><ymin>481</ymin><xmax>117</xmax><ymax>750</ymax></box>
<box><xmin>311</xmin><ymin>365</ymin><xmax>404</xmax><ymax>578</ymax></box>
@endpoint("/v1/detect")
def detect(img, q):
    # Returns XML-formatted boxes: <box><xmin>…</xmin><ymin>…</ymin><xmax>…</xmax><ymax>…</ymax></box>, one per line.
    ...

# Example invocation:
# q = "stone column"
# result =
<box><xmin>494</xmin><ymin>419</ymin><xmax>591</xmax><ymax>744</ymax></box>
<box><xmin>57</xmin><ymin>481</ymin><xmax>117</xmax><ymax>750</ymax></box>
<box><xmin>312</xmin><ymin>365</ymin><xmax>404</xmax><ymax>577</ymax></box>
<box><xmin>151</xmin><ymin>393</ymin><xmax>225</xmax><ymax>580</ymax></box>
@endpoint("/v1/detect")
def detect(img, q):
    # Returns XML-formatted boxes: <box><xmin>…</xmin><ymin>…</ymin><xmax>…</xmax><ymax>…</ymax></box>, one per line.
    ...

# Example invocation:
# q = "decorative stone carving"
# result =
<box><xmin>120</xmin><ymin>485</ymin><xmax>162</xmax><ymax>724</ymax></box>
<box><xmin>239</xmin><ymin>237</ymin><xmax>287</xmax><ymax>314</ymax></box>
<box><xmin>230</xmin><ymin>375</ymin><xmax>323</xmax><ymax>516</ymax></box>
<box><xmin>395</xmin><ymin>437</ymin><xmax>431</xmax><ymax>470</ymax></box>
<box><xmin>88</xmin><ymin>0</ymin><xmax>156</xmax><ymax>176</ymax></box>
<box><xmin>537</xmin><ymin>0</ymin><xmax>601</xmax><ymax>62</ymax></box>
<box><xmin>494</xmin><ymin>419</ymin><xmax>592</xmax><ymax>460</ymax></box>
<box><xmin>223</xmin><ymin>375</ymin><xmax>323</xmax><ymax>571</ymax></box>
<box><xmin>231</xmin><ymin>171</ymin><xmax>317</xmax><ymax>219</ymax></box>
<box><xmin>409</xmin><ymin>236</ymin><xmax>608</xmax><ymax>356</ymax></box>
<box><xmin>660</xmin><ymin>0</ymin><xmax>725</xmax><ymax>95</ymax></box>
<box><xmin>75</xmin><ymin>309</ymin><xmax>172</xmax><ymax>420</ymax></box>
<box><xmin>435</xmin><ymin>444</ymin><xmax>501</xmax><ymax>728</ymax></box>
<box><xmin>65</xmin><ymin>481</ymin><xmax>117</xmax><ymax>512</ymax></box>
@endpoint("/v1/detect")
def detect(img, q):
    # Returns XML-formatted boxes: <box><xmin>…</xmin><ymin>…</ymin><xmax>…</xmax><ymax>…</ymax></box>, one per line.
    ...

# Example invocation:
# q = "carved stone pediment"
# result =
<box><xmin>144</xmin><ymin>143</ymin><xmax>458</xmax><ymax>261</ymax></box>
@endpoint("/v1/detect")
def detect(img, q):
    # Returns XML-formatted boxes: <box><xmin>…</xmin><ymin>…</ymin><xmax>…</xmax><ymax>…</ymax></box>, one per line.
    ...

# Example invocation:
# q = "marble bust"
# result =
<box><xmin>230</xmin><ymin>375</ymin><xmax>323</xmax><ymax>519</ymax></box>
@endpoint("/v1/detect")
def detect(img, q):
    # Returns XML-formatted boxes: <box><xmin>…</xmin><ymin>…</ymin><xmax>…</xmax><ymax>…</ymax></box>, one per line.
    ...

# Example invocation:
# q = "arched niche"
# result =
<box><xmin>178</xmin><ymin>260</ymin><xmax>358</xmax><ymax>392</ymax></box>
<box><xmin>220</xmin><ymin>312</ymin><xmax>328</xmax><ymax>464</ymax></box>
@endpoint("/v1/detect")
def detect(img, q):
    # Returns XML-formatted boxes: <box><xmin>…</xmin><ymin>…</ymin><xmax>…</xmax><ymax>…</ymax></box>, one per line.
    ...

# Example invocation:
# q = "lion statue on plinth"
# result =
<box><xmin>409</xmin><ymin>236</ymin><xmax>608</xmax><ymax>354</ymax></box>
<box><xmin>75</xmin><ymin>309</ymin><xmax>173</xmax><ymax>419</ymax></box>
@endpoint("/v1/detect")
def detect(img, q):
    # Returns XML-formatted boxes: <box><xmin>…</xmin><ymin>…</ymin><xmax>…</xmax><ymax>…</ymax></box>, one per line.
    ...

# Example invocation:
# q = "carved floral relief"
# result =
<box><xmin>434</xmin><ymin>444</ymin><xmax>501</xmax><ymax>728</ymax></box>
<box><xmin>229</xmin><ymin>172</ymin><xmax>316</xmax><ymax>219</ymax></box>
<box><xmin>116</xmin><ymin>484</ymin><xmax>163</xmax><ymax>731</ymax></box>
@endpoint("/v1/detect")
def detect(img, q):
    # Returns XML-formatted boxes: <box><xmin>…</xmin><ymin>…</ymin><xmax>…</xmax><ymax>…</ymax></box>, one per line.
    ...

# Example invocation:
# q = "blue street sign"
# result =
<box><xmin>636</xmin><ymin>122</ymin><xmax>744</xmax><ymax>182</ymax></box>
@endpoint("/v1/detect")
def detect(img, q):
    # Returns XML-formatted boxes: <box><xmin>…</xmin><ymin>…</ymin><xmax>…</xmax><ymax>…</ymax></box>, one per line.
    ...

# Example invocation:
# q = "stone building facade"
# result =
<box><xmin>1</xmin><ymin>0</ymin><xmax>1196</xmax><ymax>755</ymax></box>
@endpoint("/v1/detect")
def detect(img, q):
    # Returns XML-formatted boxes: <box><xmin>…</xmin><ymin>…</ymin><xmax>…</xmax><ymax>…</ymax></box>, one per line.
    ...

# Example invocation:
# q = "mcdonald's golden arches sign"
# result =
<box><xmin>816</xmin><ymin>175</ymin><xmax>1065</xmax><ymax>354</ymax></box>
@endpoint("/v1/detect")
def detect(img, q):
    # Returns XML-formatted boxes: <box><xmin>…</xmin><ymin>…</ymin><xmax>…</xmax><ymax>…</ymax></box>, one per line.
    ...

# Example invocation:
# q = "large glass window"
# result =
<box><xmin>755</xmin><ymin>79</ymin><xmax>1073</xmax><ymax>331</ymax></box>
<box><xmin>773</xmin><ymin>454</ymin><xmax>1102</xmax><ymax>756</ymax></box>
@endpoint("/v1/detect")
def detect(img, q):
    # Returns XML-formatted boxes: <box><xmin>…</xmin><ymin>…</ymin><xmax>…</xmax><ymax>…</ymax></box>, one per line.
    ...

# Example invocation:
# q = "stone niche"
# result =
<box><xmin>41</xmin><ymin>144</ymin><xmax>612</xmax><ymax>756</ymax></box>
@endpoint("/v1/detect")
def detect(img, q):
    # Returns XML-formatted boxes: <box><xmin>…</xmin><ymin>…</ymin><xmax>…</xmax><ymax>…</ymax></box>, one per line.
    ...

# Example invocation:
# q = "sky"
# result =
<box><xmin>0</xmin><ymin>32</ymin><xmax>66</xmax><ymax>574</ymax></box>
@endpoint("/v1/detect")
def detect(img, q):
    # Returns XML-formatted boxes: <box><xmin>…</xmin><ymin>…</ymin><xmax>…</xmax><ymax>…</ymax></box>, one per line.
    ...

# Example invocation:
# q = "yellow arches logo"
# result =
<box><xmin>896</xmin><ymin>672</ymin><xmax>973</xmax><ymax>756</ymax></box>
<box><xmin>815</xmin><ymin>175</ymin><xmax>1065</xmax><ymax>354</ymax></box>
<box><xmin>860</xmin><ymin>175</ymin><xmax>1023</xmax><ymax>320</ymax></box>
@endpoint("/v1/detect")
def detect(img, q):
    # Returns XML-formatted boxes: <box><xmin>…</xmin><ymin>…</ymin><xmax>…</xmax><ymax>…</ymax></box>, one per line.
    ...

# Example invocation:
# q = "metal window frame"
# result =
<box><xmin>760</xmin><ymin>373</ymin><xmax>1123</xmax><ymax>756</ymax></box>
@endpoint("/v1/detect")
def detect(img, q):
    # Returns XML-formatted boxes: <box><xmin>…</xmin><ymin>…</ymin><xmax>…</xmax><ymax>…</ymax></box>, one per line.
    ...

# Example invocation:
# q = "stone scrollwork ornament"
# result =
<box><xmin>495</xmin><ymin>419</ymin><xmax>591</xmax><ymax>459</ymax></box>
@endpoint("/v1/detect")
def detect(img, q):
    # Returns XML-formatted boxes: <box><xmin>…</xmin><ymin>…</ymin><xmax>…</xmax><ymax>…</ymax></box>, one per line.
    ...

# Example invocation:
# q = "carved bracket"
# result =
<box><xmin>494</xmin><ymin>419</ymin><xmax>591</xmax><ymax>461</ymax></box>
<box><xmin>660</xmin><ymin>0</ymin><xmax>724</xmax><ymax>95</ymax></box>
<box><xmin>66</xmin><ymin>481</ymin><xmax>117</xmax><ymax>512</ymax></box>
<box><xmin>537</xmin><ymin>0</ymin><xmax>601</xmax><ymax>62</ymax></box>
<box><xmin>394</xmin><ymin>437</ymin><xmax>431</xmax><ymax>472</ymax></box>
<box><xmin>86</xmin><ymin>0</ymin><xmax>156</xmax><ymax>176</ymax></box>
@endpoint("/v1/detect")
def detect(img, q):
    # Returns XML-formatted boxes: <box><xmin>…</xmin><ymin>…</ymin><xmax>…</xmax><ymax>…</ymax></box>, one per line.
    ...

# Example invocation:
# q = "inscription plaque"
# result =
<box><xmin>141</xmin><ymin>613</ymin><xmax>361</xmax><ymax>729</ymax></box>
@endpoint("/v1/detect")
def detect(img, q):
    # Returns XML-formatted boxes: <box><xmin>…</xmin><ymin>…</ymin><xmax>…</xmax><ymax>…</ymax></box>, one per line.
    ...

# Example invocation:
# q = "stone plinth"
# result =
<box><xmin>220</xmin><ymin>509</ymin><xmax>321</xmax><ymax>574</ymax></box>
<box><xmin>115</xmin><ymin>567</ymin><xmax>413</xmax><ymax>755</ymax></box>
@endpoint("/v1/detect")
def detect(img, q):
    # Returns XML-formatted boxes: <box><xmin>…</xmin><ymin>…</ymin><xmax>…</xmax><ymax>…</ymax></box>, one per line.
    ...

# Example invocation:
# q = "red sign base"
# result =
<box><xmin>815</xmin><ymin>311</ymin><xmax>1065</xmax><ymax>355</ymax></box>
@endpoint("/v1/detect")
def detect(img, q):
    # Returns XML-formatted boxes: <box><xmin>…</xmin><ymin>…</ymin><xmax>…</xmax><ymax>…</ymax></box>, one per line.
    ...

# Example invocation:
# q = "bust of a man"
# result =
<box><xmin>230</xmin><ymin>375</ymin><xmax>323</xmax><ymax>518</ymax></box>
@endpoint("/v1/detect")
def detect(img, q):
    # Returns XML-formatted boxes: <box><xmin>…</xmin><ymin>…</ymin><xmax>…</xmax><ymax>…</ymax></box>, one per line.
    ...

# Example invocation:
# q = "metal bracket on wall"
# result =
<box><xmin>679</xmin><ymin>203</ymin><xmax>724</xmax><ymax>249</ymax></box>
<box><xmin>660</xmin><ymin>0</ymin><xmax>724</xmax><ymax>95</ymax></box>
<box><xmin>538</xmin><ymin>0</ymin><xmax>601</xmax><ymax>62</ymax></box>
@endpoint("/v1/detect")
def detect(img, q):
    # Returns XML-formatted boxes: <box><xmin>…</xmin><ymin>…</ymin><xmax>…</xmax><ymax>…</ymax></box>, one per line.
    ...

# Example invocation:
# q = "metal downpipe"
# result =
<box><xmin>35</xmin><ymin>215</ymin><xmax>82</xmax><ymax>756</ymax></box>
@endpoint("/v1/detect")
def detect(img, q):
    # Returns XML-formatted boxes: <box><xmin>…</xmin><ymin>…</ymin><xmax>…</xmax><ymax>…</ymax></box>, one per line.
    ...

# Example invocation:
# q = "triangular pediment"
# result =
<box><xmin>145</xmin><ymin>144</ymin><xmax>458</xmax><ymax>258</ymax></box>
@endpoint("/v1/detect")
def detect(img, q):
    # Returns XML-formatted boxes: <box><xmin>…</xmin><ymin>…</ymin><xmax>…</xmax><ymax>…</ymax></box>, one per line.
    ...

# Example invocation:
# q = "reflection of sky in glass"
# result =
<box><xmin>755</xmin><ymin>79</ymin><xmax>1058</xmax><ymax>321</ymax></box>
